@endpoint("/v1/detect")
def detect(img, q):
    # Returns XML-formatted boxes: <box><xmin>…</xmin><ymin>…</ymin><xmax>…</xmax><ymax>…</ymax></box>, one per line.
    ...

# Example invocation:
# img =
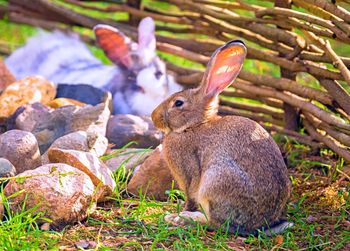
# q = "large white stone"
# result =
<box><xmin>48</xmin><ymin>149</ymin><xmax>116</xmax><ymax>202</ymax></box>
<box><xmin>4</xmin><ymin>163</ymin><xmax>96</xmax><ymax>227</ymax></box>
<box><xmin>41</xmin><ymin>131</ymin><xmax>108</xmax><ymax>164</ymax></box>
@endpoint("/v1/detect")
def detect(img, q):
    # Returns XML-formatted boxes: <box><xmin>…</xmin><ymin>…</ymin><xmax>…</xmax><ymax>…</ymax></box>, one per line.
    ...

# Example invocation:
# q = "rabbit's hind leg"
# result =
<box><xmin>164</xmin><ymin>211</ymin><xmax>208</xmax><ymax>226</ymax></box>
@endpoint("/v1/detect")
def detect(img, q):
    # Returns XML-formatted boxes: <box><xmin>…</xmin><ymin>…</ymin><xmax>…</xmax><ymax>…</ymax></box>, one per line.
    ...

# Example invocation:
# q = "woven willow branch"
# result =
<box><xmin>4</xmin><ymin>0</ymin><xmax>350</xmax><ymax>162</ymax></box>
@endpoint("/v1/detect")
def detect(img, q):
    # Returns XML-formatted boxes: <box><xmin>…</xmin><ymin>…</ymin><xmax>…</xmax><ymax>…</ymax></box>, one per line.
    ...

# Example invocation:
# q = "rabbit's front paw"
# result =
<box><xmin>164</xmin><ymin>211</ymin><xmax>207</xmax><ymax>226</ymax></box>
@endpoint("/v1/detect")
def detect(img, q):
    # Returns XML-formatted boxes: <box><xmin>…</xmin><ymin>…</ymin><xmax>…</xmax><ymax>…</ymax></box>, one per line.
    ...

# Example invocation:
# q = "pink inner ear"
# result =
<box><xmin>138</xmin><ymin>17</ymin><xmax>156</xmax><ymax>51</ymax></box>
<box><xmin>206</xmin><ymin>45</ymin><xmax>246</xmax><ymax>95</ymax></box>
<box><xmin>94</xmin><ymin>25</ymin><xmax>132</xmax><ymax>68</ymax></box>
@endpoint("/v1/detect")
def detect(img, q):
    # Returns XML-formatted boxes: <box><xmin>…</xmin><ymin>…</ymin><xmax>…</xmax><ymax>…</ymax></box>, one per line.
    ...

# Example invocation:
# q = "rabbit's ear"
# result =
<box><xmin>94</xmin><ymin>24</ymin><xmax>133</xmax><ymax>68</ymax></box>
<box><xmin>138</xmin><ymin>17</ymin><xmax>156</xmax><ymax>52</ymax></box>
<box><xmin>202</xmin><ymin>40</ymin><xmax>246</xmax><ymax>97</ymax></box>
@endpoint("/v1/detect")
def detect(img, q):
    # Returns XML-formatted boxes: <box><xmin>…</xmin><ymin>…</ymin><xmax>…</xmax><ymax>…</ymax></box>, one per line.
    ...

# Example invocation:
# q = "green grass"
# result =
<box><xmin>0</xmin><ymin>143</ymin><xmax>348</xmax><ymax>250</ymax></box>
<box><xmin>0</xmin><ymin>191</ymin><xmax>60</xmax><ymax>250</ymax></box>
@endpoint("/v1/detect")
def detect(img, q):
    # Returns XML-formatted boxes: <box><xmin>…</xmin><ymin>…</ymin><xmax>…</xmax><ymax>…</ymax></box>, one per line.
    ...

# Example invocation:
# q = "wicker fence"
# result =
<box><xmin>2</xmin><ymin>0</ymin><xmax>350</xmax><ymax>162</ymax></box>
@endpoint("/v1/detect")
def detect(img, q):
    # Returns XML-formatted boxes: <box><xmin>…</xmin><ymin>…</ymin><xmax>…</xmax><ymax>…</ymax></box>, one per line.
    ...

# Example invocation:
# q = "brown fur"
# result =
<box><xmin>127</xmin><ymin>146</ymin><xmax>178</xmax><ymax>201</ymax></box>
<box><xmin>151</xmin><ymin>40</ymin><xmax>291</xmax><ymax>234</ymax></box>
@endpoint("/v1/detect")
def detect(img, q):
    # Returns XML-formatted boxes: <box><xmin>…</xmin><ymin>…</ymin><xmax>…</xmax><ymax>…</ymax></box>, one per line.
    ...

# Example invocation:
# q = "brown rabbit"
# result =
<box><xmin>151</xmin><ymin>40</ymin><xmax>292</xmax><ymax>236</ymax></box>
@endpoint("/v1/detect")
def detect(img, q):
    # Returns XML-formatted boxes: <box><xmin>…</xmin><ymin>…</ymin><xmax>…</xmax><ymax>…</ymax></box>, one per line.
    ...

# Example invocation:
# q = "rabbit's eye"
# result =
<box><xmin>155</xmin><ymin>71</ymin><xmax>163</xmax><ymax>79</ymax></box>
<box><xmin>174</xmin><ymin>100</ymin><xmax>184</xmax><ymax>107</ymax></box>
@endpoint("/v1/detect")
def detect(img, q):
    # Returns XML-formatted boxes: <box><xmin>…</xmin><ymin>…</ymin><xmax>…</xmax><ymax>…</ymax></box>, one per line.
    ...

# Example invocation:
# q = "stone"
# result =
<box><xmin>0</xmin><ymin>76</ymin><xmax>56</xmax><ymax>117</ymax></box>
<box><xmin>47</xmin><ymin>98</ymin><xmax>86</xmax><ymax>109</ymax></box>
<box><xmin>104</xmin><ymin>148</ymin><xmax>152</xmax><ymax>173</ymax></box>
<box><xmin>3</xmin><ymin>163</ymin><xmax>96</xmax><ymax>227</ymax></box>
<box><xmin>127</xmin><ymin>145</ymin><xmax>178</xmax><ymax>201</ymax></box>
<box><xmin>41</xmin><ymin>131</ymin><xmax>108</xmax><ymax>164</ymax></box>
<box><xmin>65</xmin><ymin>102</ymin><xmax>110</xmax><ymax>137</ymax></box>
<box><xmin>0</xmin><ymin>158</ymin><xmax>16</xmax><ymax>178</ymax></box>
<box><xmin>106</xmin><ymin>114</ymin><xmax>162</xmax><ymax>149</ymax></box>
<box><xmin>7</xmin><ymin>102</ymin><xmax>52</xmax><ymax>132</ymax></box>
<box><xmin>56</xmin><ymin>83</ymin><xmax>111</xmax><ymax>106</ymax></box>
<box><xmin>10</xmin><ymin>100</ymin><xmax>110</xmax><ymax>153</ymax></box>
<box><xmin>0</xmin><ymin>130</ymin><xmax>41</xmax><ymax>174</ymax></box>
<box><xmin>48</xmin><ymin>148</ymin><xmax>116</xmax><ymax>202</ymax></box>
<box><xmin>0</xmin><ymin>60</ymin><xmax>15</xmax><ymax>93</ymax></box>
<box><xmin>75</xmin><ymin>240</ymin><xmax>97</xmax><ymax>249</ymax></box>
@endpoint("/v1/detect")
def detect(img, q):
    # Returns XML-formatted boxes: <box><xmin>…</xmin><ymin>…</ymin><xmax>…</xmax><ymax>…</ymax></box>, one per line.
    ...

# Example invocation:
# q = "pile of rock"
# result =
<box><xmin>0</xmin><ymin>61</ymin><xmax>176</xmax><ymax>228</ymax></box>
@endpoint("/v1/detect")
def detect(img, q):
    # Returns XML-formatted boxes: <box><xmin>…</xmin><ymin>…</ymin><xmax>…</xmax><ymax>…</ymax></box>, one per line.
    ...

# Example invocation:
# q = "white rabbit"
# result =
<box><xmin>5</xmin><ymin>17</ymin><xmax>182</xmax><ymax>115</ymax></box>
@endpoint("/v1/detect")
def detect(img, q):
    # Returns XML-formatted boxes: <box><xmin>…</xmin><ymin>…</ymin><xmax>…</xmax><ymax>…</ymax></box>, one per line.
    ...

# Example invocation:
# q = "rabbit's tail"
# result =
<box><xmin>262</xmin><ymin>220</ymin><xmax>294</xmax><ymax>237</ymax></box>
<box><xmin>227</xmin><ymin>220</ymin><xmax>293</xmax><ymax>237</ymax></box>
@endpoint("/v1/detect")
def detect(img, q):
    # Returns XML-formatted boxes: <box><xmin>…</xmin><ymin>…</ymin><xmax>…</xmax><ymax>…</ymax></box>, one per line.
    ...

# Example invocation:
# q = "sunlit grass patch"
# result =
<box><xmin>0</xmin><ymin>190</ymin><xmax>60</xmax><ymax>250</ymax></box>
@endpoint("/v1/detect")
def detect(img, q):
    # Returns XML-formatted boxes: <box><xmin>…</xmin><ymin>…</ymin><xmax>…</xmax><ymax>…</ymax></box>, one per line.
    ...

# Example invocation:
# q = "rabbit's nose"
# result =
<box><xmin>130</xmin><ymin>84</ymin><xmax>145</xmax><ymax>93</ymax></box>
<box><xmin>151</xmin><ymin>107</ymin><xmax>167</xmax><ymax>130</ymax></box>
<box><xmin>138</xmin><ymin>86</ymin><xmax>145</xmax><ymax>93</ymax></box>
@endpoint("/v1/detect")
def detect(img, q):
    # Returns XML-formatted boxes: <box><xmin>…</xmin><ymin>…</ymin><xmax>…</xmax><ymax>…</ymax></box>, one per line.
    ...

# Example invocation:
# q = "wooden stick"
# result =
<box><xmin>34</xmin><ymin>0</ymin><xmax>101</xmax><ymax>28</ymax></box>
<box><xmin>220</xmin><ymin>31</ymin><xmax>350</xmax><ymax>67</ymax></box>
<box><xmin>157</xmin><ymin>42</ymin><xmax>210</xmax><ymax>64</ymax></box>
<box><xmin>307</xmin><ymin>31</ymin><xmax>350</xmax><ymax>86</ymax></box>
<box><xmin>256</xmin><ymin>7</ymin><xmax>350</xmax><ymax>42</ymax></box>
<box><xmin>219</xmin><ymin>106</ymin><xmax>284</xmax><ymax>126</ymax></box>
<box><xmin>262</xmin><ymin>124</ymin><xmax>323</xmax><ymax>148</ymax></box>
<box><xmin>62</xmin><ymin>0</ymin><xmax>194</xmax><ymax>25</ymax></box>
<box><xmin>318</xmin><ymin>79</ymin><xmax>350</xmax><ymax>115</ymax></box>
<box><xmin>176</xmin><ymin>72</ymin><xmax>203</xmax><ymax>86</ymax></box>
<box><xmin>8</xmin><ymin>13</ymin><xmax>95</xmax><ymax>45</ymax></box>
<box><xmin>203</xmin><ymin>15</ymin><xmax>294</xmax><ymax>55</ymax></box>
<box><xmin>219</xmin><ymin>99</ymin><xmax>284</xmax><ymax>119</ymax></box>
<box><xmin>203</xmin><ymin>4</ymin><xmax>286</xmax><ymax>26</ymax></box>
<box><xmin>143</xmin><ymin>6</ymin><xmax>200</xmax><ymax>19</ymax></box>
<box><xmin>332</xmin><ymin>19</ymin><xmax>350</xmax><ymax>37</ymax></box>
<box><xmin>274</xmin><ymin>0</ymin><xmax>300</xmax><ymax>132</ymax></box>
<box><xmin>162</xmin><ymin>32</ymin><xmax>343</xmax><ymax>85</ymax></box>
<box><xmin>221</xmin><ymin>89</ymin><xmax>284</xmax><ymax>108</ymax></box>
<box><xmin>301</xmin><ymin>0</ymin><xmax>350</xmax><ymax>24</ymax></box>
<box><xmin>285</xmin><ymin>17</ymin><xmax>335</xmax><ymax>39</ymax></box>
<box><xmin>170</xmin><ymin>0</ymin><xmax>307</xmax><ymax>49</ymax></box>
<box><xmin>292</xmin><ymin>0</ymin><xmax>335</xmax><ymax>20</ymax></box>
<box><xmin>299</xmin><ymin>52</ymin><xmax>350</xmax><ymax>67</ymax></box>
<box><xmin>192</xmin><ymin>0</ymin><xmax>259</xmax><ymax>11</ymax></box>
<box><xmin>233</xmin><ymin>81</ymin><xmax>350</xmax><ymax>131</ymax></box>
<box><xmin>236</xmin><ymin>0</ymin><xmax>264</xmax><ymax>11</ymax></box>
<box><xmin>238</xmin><ymin>72</ymin><xmax>334</xmax><ymax>106</ymax></box>
<box><xmin>247</xmin><ymin>47</ymin><xmax>344</xmax><ymax>81</ymax></box>
<box><xmin>165</xmin><ymin>62</ymin><xmax>202</xmax><ymax>75</ymax></box>
<box><xmin>303</xmin><ymin>119</ymin><xmax>350</xmax><ymax>163</ymax></box>
<box><xmin>257</xmin><ymin>7</ymin><xmax>334</xmax><ymax>30</ymax></box>
<box><xmin>304</xmin><ymin>112</ymin><xmax>350</xmax><ymax>146</ymax></box>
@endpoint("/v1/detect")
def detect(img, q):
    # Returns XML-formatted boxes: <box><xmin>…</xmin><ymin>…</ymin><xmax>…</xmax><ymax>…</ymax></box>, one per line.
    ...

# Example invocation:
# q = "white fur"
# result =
<box><xmin>131</xmin><ymin>68</ymin><xmax>182</xmax><ymax>115</ymax></box>
<box><xmin>5</xmin><ymin>18</ymin><xmax>182</xmax><ymax>116</ymax></box>
<box><xmin>5</xmin><ymin>30</ymin><xmax>118</xmax><ymax>89</ymax></box>
<box><xmin>138</xmin><ymin>17</ymin><xmax>157</xmax><ymax>65</ymax></box>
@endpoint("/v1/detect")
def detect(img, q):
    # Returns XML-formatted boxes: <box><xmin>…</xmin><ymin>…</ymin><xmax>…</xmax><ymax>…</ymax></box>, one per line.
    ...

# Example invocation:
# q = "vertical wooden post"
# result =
<box><xmin>275</xmin><ymin>0</ymin><xmax>300</xmax><ymax>131</ymax></box>
<box><xmin>127</xmin><ymin>0</ymin><xmax>142</xmax><ymax>26</ymax></box>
